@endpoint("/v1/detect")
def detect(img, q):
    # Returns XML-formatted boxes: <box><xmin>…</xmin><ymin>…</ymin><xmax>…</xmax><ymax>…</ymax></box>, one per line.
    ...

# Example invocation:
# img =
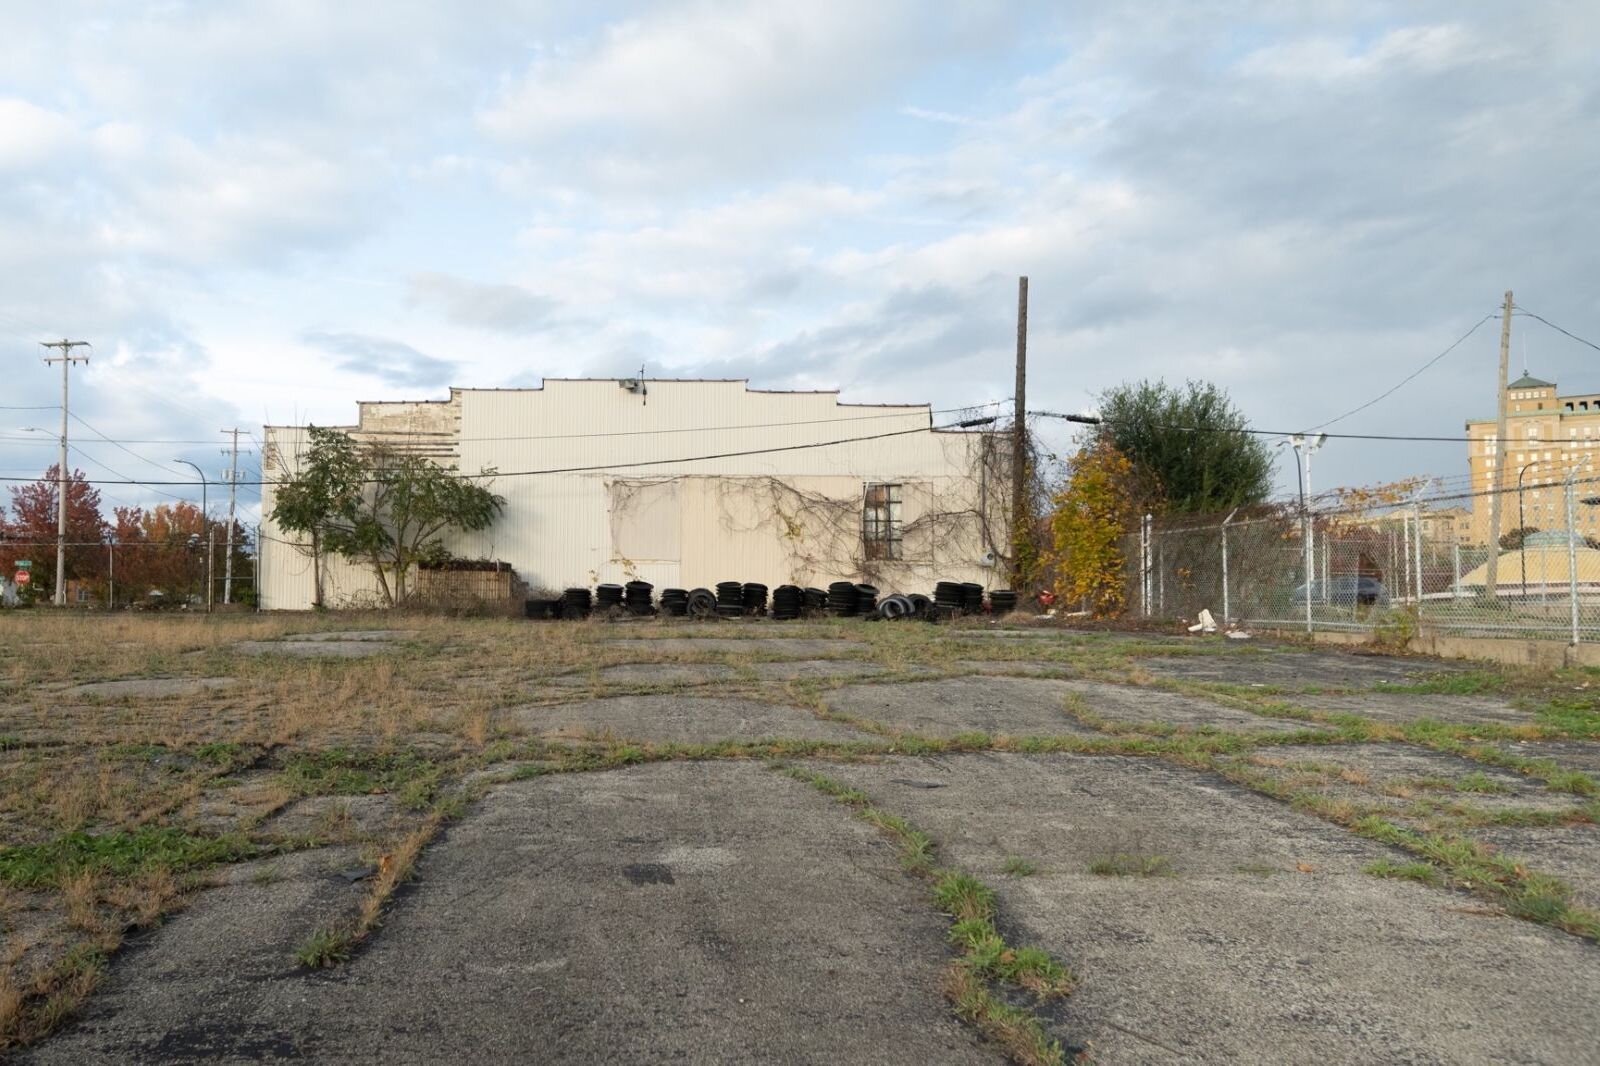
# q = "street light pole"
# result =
<box><xmin>174</xmin><ymin>459</ymin><xmax>210</xmax><ymax>612</ymax></box>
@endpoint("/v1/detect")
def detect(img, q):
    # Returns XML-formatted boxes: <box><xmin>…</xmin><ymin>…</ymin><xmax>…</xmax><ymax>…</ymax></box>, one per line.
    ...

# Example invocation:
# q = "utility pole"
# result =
<box><xmin>1485</xmin><ymin>291</ymin><xmax>1513</xmax><ymax>601</ymax></box>
<box><xmin>1010</xmin><ymin>275</ymin><xmax>1028</xmax><ymax>590</ymax></box>
<box><xmin>221</xmin><ymin>428</ymin><xmax>243</xmax><ymax>605</ymax></box>
<box><xmin>40</xmin><ymin>340</ymin><xmax>89</xmax><ymax>607</ymax></box>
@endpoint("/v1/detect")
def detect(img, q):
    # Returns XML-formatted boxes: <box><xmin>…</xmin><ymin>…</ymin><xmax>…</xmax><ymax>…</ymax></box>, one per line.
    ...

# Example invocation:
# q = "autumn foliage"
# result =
<box><xmin>1044</xmin><ymin>441</ymin><xmax>1148</xmax><ymax>616</ymax></box>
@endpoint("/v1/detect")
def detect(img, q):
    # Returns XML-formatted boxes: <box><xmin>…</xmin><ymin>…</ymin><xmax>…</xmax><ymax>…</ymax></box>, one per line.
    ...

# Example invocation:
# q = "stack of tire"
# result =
<box><xmin>933</xmin><ymin>581</ymin><xmax>965</xmax><ymax>617</ymax></box>
<box><xmin>715</xmin><ymin>581</ymin><xmax>745</xmax><ymax>618</ymax></box>
<box><xmin>827</xmin><ymin>581</ymin><xmax>860</xmax><ymax>616</ymax></box>
<box><xmin>741</xmin><ymin>582</ymin><xmax>768</xmax><ymax>616</ymax></box>
<box><xmin>595</xmin><ymin>584</ymin><xmax>625</xmax><ymax>614</ymax></box>
<box><xmin>771</xmin><ymin>584</ymin><xmax>803</xmax><ymax>620</ymax></box>
<box><xmin>961</xmin><ymin>582</ymin><xmax>985</xmax><ymax>615</ymax></box>
<box><xmin>854</xmin><ymin>583</ymin><xmax>879</xmax><ymax>616</ymax></box>
<box><xmin>803</xmin><ymin>588</ymin><xmax>828</xmax><ymax>615</ymax></box>
<box><xmin>686</xmin><ymin>588</ymin><xmax>717</xmax><ymax>619</ymax></box>
<box><xmin>659</xmin><ymin>588</ymin><xmax>689</xmax><ymax>616</ymax></box>
<box><xmin>524</xmin><ymin>598</ymin><xmax>561</xmax><ymax>620</ymax></box>
<box><xmin>624</xmin><ymin>581</ymin><xmax>655</xmax><ymax>616</ymax></box>
<box><xmin>561</xmin><ymin>587</ymin><xmax>593</xmax><ymax>620</ymax></box>
<box><xmin>989</xmin><ymin>589</ymin><xmax>1018</xmax><ymax>615</ymax></box>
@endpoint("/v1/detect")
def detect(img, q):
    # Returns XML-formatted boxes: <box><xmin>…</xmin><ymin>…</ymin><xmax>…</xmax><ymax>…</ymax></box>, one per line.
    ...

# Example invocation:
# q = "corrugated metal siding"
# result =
<box><xmin>261</xmin><ymin>381</ymin><xmax>1004</xmax><ymax>609</ymax></box>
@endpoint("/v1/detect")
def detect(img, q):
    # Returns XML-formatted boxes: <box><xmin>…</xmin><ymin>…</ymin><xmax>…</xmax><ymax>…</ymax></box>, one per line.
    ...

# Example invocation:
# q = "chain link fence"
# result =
<box><xmin>1122</xmin><ymin>477</ymin><xmax>1600</xmax><ymax>642</ymax></box>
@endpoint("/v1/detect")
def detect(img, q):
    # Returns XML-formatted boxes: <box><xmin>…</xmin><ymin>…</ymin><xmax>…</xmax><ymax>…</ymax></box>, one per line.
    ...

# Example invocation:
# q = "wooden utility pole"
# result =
<box><xmin>1010</xmin><ymin>276</ymin><xmax>1029</xmax><ymax>589</ymax></box>
<box><xmin>1485</xmin><ymin>290</ymin><xmax>1513</xmax><ymax>600</ymax></box>
<box><xmin>40</xmin><ymin>340</ymin><xmax>89</xmax><ymax>607</ymax></box>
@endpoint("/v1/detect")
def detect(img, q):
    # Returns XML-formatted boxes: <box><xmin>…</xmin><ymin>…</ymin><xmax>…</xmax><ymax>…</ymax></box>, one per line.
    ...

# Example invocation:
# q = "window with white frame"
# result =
<box><xmin>862</xmin><ymin>482</ymin><xmax>903</xmax><ymax>561</ymax></box>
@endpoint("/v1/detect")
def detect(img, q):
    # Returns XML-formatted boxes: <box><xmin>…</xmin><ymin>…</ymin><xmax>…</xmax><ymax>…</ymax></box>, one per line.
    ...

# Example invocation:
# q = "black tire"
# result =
<box><xmin>687</xmin><ymin>588</ymin><xmax>717</xmax><ymax>618</ymax></box>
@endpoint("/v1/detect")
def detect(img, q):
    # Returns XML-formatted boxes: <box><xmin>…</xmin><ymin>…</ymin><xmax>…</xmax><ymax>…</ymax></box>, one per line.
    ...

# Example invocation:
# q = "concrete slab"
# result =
<box><xmin>1291</xmin><ymin>692</ymin><xmax>1530</xmax><ymax>727</ymax></box>
<box><xmin>600</xmin><ymin>637</ymin><xmax>870</xmax><ymax>658</ymax></box>
<box><xmin>824</xmin><ymin>677</ymin><xmax>1101</xmax><ymax>738</ymax></box>
<box><xmin>948</xmin><ymin>660</ymin><xmax>1076</xmax><ymax>678</ymax></box>
<box><xmin>1064</xmin><ymin>680</ymin><xmax>1322</xmax><ymax>735</ymax></box>
<box><xmin>62</xmin><ymin>677</ymin><xmax>237</xmax><ymax>700</ymax></box>
<box><xmin>1138</xmin><ymin>650</ymin><xmax>1468</xmax><ymax>689</ymax></box>
<box><xmin>19</xmin><ymin>846</ymin><xmax>368</xmax><ymax>1065</ymax></box>
<box><xmin>546</xmin><ymin>659</ymin><xmax>893</xmax><ymax>689</ymax></box>
<box><xmin>288</xmin><ymin>630</ymin><xmax>418</xmax><ymax>642</ymax></box>
<box><xmin>509</xmin><ymin>694</ymin><xmax>872</xmax><ymax>744</ymax></box>
<box><xmin>29</xmin><ymin>762</ymin><xmax>998</xmax><ymax>1065</ymax></box>
<box><xmin>235</xmin><ymin>640</ymin><xmax>392</xmax><ymax>659</ymax></box>
<box><xmin>813</xmin><ymin>753</ymin><xmax>1600</xmax><ymax>1065</ymax></box>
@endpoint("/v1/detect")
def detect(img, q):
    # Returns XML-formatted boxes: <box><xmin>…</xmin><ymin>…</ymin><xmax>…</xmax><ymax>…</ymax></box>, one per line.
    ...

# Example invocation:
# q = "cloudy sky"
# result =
<box><xmin>1</xmin><ymin>1</ymin><xmax>1597</xmax><ymax>520</ymax></box>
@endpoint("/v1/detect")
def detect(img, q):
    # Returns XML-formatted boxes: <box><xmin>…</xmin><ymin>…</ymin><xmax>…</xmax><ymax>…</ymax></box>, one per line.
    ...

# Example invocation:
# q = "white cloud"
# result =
<box><xmin>0</xmin><ymin>99</ymin><xmax>75</xmax><ymax>170</ymax></box>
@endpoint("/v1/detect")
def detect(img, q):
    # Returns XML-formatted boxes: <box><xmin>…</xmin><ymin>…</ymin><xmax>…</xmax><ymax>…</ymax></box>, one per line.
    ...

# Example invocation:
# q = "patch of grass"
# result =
<box><xmin>0</xmin><ymin>828</ymin><xmax>254</xmax><ymax>889</ymax></box>
<box><xmin>1349</xmin><ymin>815</ymin><xmax>1600</xmax><ymax>941</ymax></box>
<box><xmin>294</xmin><ymin>928</ymin><xmax>353</xmax><ymax>969</ymax></box>
<box><xmin>1455</xmin><ymin>771</ymin><xmax>1511</xmax><ymax>794</ymax></box>
<box><xmin>943</xmin><ymin>963</ymin><xmax>1067</xmax><ymax>1066</ymax></box>
<box><xmin>192</xmin><ymin>741</ymin><xmax>246</xmax><ymax>766</ymax></box>
<box><xmin>1363</xmin><ymin>859</ymin><xmax>1441</xmax><ymax>885</ymax></box>
<box><xmin>1087</xmin><ymin>852</ymin><xmax>1173</xmax><ymax>878</ymax></box>
<box><xmin>1002</xmin><ymin>856</ymin><xmax>1037</xmax><ymax>877</ymax></box>
<box><xmin>278</xmin><ymin>748</ymin><xmax>446</xmax><ymax>809</ymax></box>
<box><xmin>1545</xmin><ymin>770</ymin><xmax>1597</xmax><ymax>796</ymax></box>
<box><xmin>0</xmin><ymin>942</ymin><xmax>105</xmax><ymax>1050</ymax></box>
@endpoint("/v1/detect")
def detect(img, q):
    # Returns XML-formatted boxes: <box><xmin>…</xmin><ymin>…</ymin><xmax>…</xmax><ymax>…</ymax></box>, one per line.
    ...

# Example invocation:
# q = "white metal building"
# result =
<box><xmin>258</xmin><ymin>379</ymin><xmax>1008</xmax><ymax>609</ymax></box>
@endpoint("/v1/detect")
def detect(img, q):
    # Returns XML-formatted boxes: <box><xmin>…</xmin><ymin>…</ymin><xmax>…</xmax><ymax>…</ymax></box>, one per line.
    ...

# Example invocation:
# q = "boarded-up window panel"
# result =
<box><xmin>611</xmin><ymin>480</ymin><xmax>681</xmax><ymax>562</ymax></box>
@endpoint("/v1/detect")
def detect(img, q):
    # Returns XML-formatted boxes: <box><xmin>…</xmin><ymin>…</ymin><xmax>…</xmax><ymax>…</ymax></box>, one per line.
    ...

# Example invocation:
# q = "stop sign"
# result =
<box><xmin>14</xmin><ymin>571</ymin><xmax>29</xmax><ymax>586</ymax></box>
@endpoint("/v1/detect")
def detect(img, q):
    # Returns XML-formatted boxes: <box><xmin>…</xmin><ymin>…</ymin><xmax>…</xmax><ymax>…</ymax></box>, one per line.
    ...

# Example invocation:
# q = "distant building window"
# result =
<box><xmin>74</xmin><ymin>587</ymin><xmax>90</xmax><ymax>604</ymax></box>
<box><xmin>862</xmin><ymin>482</ymin><xmax>903</xmax><ymax>561</ymax></box>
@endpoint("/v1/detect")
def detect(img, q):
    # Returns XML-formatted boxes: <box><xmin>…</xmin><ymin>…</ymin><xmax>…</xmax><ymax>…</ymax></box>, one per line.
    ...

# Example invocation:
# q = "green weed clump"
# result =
<box><xmin>0</xmin><ymin>828</ymin><xmax>254</xmax><ymax>889</ymax></box>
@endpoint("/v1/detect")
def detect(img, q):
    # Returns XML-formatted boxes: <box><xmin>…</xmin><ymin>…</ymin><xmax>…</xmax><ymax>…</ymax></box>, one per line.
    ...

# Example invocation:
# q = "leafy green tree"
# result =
<box><xmin>1094</xmin><ymin>379</ymin><xmax>1275</xmax><ymax>514</ymax></box>
<box><xmin>269</xmin><ymin>427</ymin><xmax>365</xmax><ymax>608</ymax></box>
<box><xmin>270</xmin><ymin>428</ymin><xmax>505</xmax><ymax>607</ymax></box>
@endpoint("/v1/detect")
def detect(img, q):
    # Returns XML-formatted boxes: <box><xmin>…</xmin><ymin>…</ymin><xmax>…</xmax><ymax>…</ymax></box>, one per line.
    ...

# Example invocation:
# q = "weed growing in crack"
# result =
<box><xmin>1002</xmin><ymin>857</ymin><xmax>1037</xmax><ymax>877</ymax></box>
<box><xmin>295</xmin><ymin>928</ymin><xmax>353</xmax><ymax>969</ymax></box>
<box><xmin>776</xmin><ymin>764</ymin><xmax>1074</xmax><ymax>1062</ymax></box>
<box><xmin>1086</xmin><ymin>853</ymin><xmax>1173</xmax><ymax>878</ymax></box>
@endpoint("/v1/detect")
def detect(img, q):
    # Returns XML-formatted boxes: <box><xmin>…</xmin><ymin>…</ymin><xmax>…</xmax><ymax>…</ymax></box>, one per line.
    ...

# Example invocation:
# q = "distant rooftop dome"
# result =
<box><xmin>1510</xmin><ymin>373</ymin><xmax>1555</xmax><ymax>389</ymax></box>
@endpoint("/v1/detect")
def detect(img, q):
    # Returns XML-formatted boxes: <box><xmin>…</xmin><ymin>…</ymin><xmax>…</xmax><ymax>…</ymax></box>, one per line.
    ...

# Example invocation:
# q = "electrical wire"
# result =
<box><xmin>1033</xmin><ymin>410</ymin><xmax>1473</xmax><ymax>443</ymax></box>
<box><xmin>1514</xmin><ymin>308</ymin><xmax>1600</xmax><ymax>355</ymax></box>
<box><xmin>1302</xmin><ymin>314</ymin><xmax>1496</xmax><ymax>432</ymax></box>
<box><xmin>0</xmin><ymin>417</ymin><xmax>999</xmax><ymax>488</ymax></box>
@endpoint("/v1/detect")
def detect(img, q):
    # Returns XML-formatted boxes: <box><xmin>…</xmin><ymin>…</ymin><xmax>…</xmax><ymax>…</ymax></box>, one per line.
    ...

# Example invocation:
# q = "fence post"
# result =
<box><xmin>1158</xmin><ymin>537</ymin><xmax>1166</xmax><ymax>616</ymax></box>
<box><xmin>1452</xmin><ymin>541</ymin><xmax>1461</xmax><ymax>600</ymax></box>
<box><xmin>1303</xmin><ymin>507</ymin><xmax>1313</xmax><ymax>634</ymax></box>
<box><xmin>1413</xmin><ymin>504</ymin><xmax>1424</xmax><ymax>608</ymax></box>
<box><xmin>1221</xmin><ymin>509</ymin><xmax>1235</xmax><ymax>625</ymax></box>
<box><xmin>1139</xmin><ymin>514</ymin><xmax>1150</xmax><ymax>617</ymax></box>
<box><xmin>1568</xmin><ymin>474</ymin><xmax>1580</xmax><ymax>645</ymax></box>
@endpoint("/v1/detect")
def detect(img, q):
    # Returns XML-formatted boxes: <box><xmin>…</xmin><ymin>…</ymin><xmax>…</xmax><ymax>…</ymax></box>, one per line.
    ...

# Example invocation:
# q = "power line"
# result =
<box><xmin>1302</xmin><ymin>314</ymin><xmax>1496</xmax><ymax>432</ymax></box>
<box><xmin>1514</xmin><ymin>308</ymin><xmax>1600</xmax><ymax>356</ymax></box>
<box><xmin>0</xmin><ymin>401</ymin><xmax>1011</xmax><ymax>448</ymax></box>
<box><xmin>1034</xmin><ymin>410</ymin><xmax>1473</xmax><ymax>443</ymax></box>
<box><xmin>0</xmin><ymin>417</ymin><xmax>1000</xmax><ymax>488</ymax></box>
